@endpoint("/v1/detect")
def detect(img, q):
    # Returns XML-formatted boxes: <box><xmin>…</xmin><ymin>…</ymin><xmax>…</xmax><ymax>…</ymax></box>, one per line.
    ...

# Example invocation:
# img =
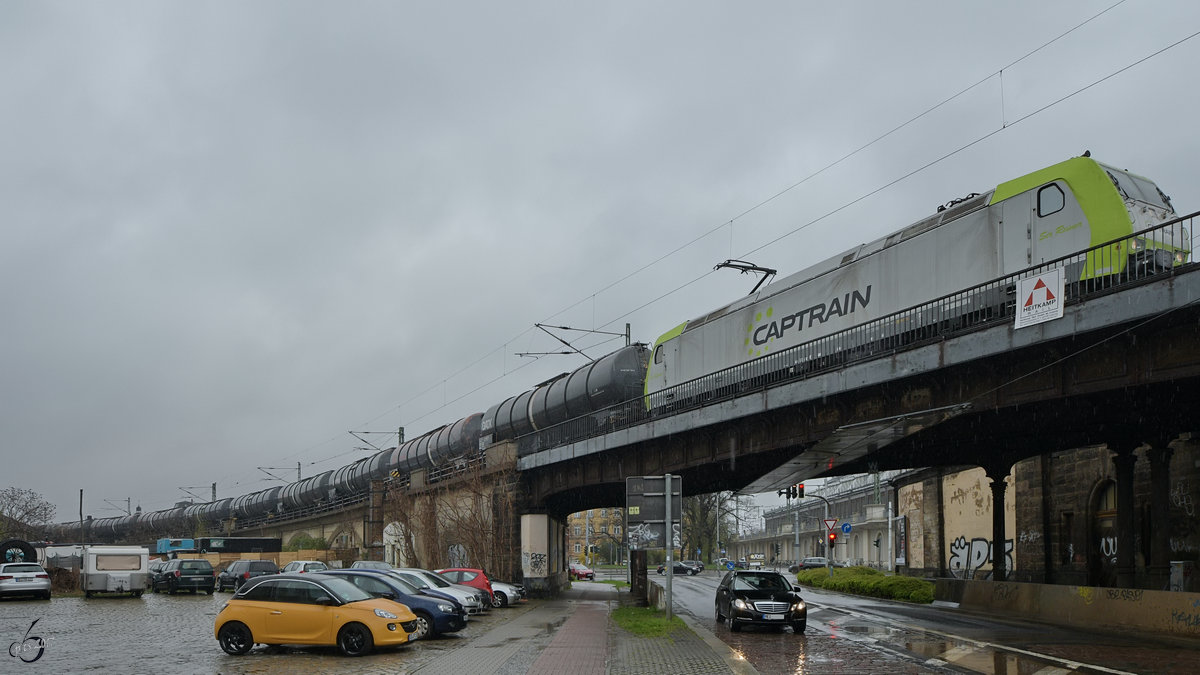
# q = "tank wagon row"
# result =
<box><xmin>65</xmin><ymin>155</ymin><xmax>1189</xmax><ymax>543</ymax></box>
<box><xmin>67</xmin><ymin>343</ymin><xmax>650</xmax><ymax>541</ymax></box>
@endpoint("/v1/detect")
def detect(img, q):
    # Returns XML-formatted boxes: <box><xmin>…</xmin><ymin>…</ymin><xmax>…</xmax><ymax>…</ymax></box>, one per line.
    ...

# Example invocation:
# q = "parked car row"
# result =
<box><xmin>213</xmin><ymin>563</ymin><xmax>525</xmax><ymax>657</ymax></box>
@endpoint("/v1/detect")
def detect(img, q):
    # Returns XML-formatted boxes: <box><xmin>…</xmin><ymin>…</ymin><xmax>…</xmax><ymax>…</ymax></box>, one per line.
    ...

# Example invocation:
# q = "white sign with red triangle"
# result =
<box><xmin>823</xmin><ymin>518</ymin><xmax>838</xmax><ymax>531</ymax></box>
<box><xmin>1015</xmin><ymin>267</ymin><xmax>1064</xmax><ymax>329</ymax></box>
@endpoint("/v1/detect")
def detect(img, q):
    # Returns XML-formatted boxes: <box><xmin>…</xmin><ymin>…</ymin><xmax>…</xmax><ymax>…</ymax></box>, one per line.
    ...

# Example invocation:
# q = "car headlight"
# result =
<box><xmin>438</xmin><ymin>603</ymin><xmax>456</xmax><ymax>613</ymax></box>
<box><xmin>734</xmin><ymin>598</ymin><xmax>748</xmax><ymax>610</ymax></box>
<box><xmin>793</xmin><ymin>601</ymin><xmax>806</xmax><ymax>612</ymax></box>
<box><xmin>374</xmin><ymin>608</ymin><xmax>399</xmax><ymax>619</ymax></box>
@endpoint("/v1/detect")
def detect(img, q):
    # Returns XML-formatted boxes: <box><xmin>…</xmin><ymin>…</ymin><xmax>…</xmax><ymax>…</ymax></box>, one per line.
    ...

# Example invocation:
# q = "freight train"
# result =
<box><xmin>62</xmin><ymin>154</ymin><xmax>1188</xmax><ymax>542</ymax></box>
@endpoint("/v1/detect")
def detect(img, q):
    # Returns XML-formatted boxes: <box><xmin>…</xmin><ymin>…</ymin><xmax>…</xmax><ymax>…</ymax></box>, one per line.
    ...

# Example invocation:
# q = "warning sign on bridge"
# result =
<box><xmin>1015</xmin><ymin>268</ymin><xmax>1064</xmax><ymax>329</ymax></box>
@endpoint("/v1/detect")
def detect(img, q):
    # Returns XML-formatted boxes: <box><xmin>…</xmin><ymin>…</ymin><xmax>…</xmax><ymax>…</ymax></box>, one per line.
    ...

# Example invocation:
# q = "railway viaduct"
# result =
<box><xmin>229</xmin><ymin>262</ymin><xmax>1200</xmax><ymax>595</ymax></box>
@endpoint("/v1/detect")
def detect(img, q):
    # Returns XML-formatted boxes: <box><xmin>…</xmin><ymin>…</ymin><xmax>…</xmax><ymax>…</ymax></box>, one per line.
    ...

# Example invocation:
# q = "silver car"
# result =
<box><xmin>387</xmin><ymin>568</ymin><xmax>486</xmax><ymax>615</ymax></box>
<box><xmin>489</xmin><ymin>579</ymin><xmax>524</xmax><ymax>607</ymax></box>
<box><xmin>0</xmin><ymin>562</ymin><xmax>52</xmax><ymax>600</ymax></box>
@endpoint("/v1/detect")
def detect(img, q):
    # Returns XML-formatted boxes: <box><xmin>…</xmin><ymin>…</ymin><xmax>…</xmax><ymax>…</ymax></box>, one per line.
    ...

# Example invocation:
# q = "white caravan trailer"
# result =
<box><xmin>80</xmin><ymin>545</ymin><xmax>149</xmax><ymax>598</ymax></box>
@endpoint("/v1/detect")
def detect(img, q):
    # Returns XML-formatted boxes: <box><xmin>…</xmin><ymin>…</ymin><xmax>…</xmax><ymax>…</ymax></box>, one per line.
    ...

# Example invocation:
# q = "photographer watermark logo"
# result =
<box><xmin>8</xmin><ymin>619</ymin><xmax>46</xmax><ymax>664</ymax></box>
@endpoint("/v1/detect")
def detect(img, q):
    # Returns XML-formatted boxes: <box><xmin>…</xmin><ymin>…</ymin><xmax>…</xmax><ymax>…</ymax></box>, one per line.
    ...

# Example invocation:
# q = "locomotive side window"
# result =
<box><xmin>1037</xmin><ymin>184</ymin><xmax>1065</xmax><ymax>217</ymax></box>
<box><xmin>654</xmin><ymin>345</ymin><xmax>663</xmax><ymax>364</ymax></box>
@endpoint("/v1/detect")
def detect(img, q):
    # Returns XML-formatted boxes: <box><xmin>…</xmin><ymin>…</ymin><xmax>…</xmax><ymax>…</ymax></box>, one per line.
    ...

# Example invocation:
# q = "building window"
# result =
<box><xmin>614</xmin><ymin>525</ymin><xmax>621</xmax><ymax>536</ymax></box>
<box><xmin>599</xmin><ymin>525</ymin><xmax>607</xmax><ymax>534</ymax></box>
<box><xmin>574</xmin><ymin>525</ymin><xmax>581</xmax><ymax>536</ymax></box>
<box><xmin>573</xmin><ymin>543</ymin><xmax>581</xmax><ymax>554</ymax></box>
<box><xmin>600</xmin><ymin>509</ymin><xmax>607</xmax><ymax>517</ymax></box>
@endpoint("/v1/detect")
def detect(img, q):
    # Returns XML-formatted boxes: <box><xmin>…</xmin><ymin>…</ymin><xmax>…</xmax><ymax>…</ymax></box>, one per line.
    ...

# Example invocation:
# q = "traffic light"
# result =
<box><xmin>796</xmin><ymin>483</ymin><xmax>804</xmax><ymax>498</ymax></box>
<box><xmin>828</xmin><ymin>531</ymin><xmax>837</xmax><ymax>546</ymax></box>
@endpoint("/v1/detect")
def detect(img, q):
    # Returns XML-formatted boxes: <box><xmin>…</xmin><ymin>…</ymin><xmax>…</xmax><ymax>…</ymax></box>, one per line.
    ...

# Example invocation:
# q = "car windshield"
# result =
<box><xmin>416</xmin><ymin>571</ymin><xmax>452</xmax><ymax>588</ymax></box>
<box><xmin>390</xmin><ymin>571</ymin><xmax>432</xmax><ymax>590</ymax></box>
<box><xmin>733</xmin><ymin>573</ymin><xmax>791</xmax><ymax>591</ymax></box>
<box><xmin>316</xmin><ymin>575</ymin><xmax>374</xmax><ymax>603</ymax></box>
<box><xmin>385</xmin><ymin>575</ymin><xmax>422</xmax><ymax>595</ymax></box>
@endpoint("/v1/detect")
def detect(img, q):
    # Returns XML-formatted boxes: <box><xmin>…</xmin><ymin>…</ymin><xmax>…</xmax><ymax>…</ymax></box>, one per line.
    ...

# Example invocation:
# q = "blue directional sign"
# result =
<box><xmin>725</xmin><ymin>561</ymin><xmax>735</xmax><ymax>571</ymax></box>
<box><xmin>841</xmin><ymin>522</ymin><xmax>852</xmax><ymax>534</ymax></box>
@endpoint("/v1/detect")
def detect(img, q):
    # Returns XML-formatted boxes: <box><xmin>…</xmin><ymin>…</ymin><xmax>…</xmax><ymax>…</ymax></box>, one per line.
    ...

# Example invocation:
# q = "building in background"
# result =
<box><xmin>566</xmin><ymin>507</ymin><xmax>625</xmax><ymax>565</ymax></box>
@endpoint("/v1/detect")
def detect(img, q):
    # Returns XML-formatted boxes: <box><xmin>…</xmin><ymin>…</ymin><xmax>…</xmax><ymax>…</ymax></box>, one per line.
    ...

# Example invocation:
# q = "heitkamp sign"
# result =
<box><xmin>1015</xmin><ymin>268</ymin><xmax>1064</xmax><ymax>329</ymax></box>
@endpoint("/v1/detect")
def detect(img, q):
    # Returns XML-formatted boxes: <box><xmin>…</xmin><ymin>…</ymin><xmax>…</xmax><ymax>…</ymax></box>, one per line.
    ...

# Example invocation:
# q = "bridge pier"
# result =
<box><xmin>986</xmin><ymin>466</ymin><xmax>1009</xmax><ymax>582</ymax></box>
<box><xmin>1110</xmin><ymin>445</ymin><xmax>1138</xmax><ymax>588</ymax></box>
<box><xmin>1147</xmin><ymin>443</ymin><xmax>1175</xmax><ymax>589</ymax></box>
<box><xmin>520</xmin><ymin>513</ymin><xmax>568</xmax><ymax>597</ymax></box>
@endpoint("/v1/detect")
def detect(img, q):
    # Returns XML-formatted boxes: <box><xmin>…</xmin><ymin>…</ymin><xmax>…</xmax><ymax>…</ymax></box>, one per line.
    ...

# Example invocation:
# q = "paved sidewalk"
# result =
<box><xmin>410</xmin><ymin>582</ymin><xmax>751</xmax><ymax>675</ymax></box>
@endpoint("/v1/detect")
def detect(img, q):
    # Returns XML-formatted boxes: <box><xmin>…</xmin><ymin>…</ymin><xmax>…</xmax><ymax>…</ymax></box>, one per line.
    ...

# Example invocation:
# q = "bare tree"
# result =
<box><xmin>0</xmin><ymin>487</ymin><xmax>57</xmax><ymax>540</ymax></box>
<box><xmin>682</xmin><ymin>491</ymin><xmax>738</xmax><ymax>562</ymax></box>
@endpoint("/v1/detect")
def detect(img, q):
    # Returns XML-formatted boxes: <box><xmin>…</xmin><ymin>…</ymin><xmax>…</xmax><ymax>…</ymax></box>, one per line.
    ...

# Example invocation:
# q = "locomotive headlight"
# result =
<box><xmin>1129</xmin><ymin>237</ymin><xmax>1145</xmax><ymax>252</ymax></box>
<box><xmin>1176</xmin><ymin>250</ymin><xmax>1188</xmax><ymax>265</ymax></box>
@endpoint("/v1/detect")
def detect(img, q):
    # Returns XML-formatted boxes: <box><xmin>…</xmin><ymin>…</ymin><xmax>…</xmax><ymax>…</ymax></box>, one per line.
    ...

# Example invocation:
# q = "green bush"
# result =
<box><xmin>793</xmin><ymin>565</ymin><xmax>933</xmax><ymax>604</ymax></box>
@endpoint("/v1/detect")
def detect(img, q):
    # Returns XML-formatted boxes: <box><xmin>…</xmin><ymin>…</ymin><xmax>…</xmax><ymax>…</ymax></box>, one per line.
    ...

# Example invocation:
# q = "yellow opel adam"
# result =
<box><xmin>215</xmin><ymin>573</ymin><xmax>418</xmax><ymax>657</ymax></box>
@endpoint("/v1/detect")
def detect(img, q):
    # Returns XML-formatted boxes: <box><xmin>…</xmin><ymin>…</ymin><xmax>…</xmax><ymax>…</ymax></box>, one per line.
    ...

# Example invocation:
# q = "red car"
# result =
<box><xmin>436</xmin><ymin>567</ymin><xmax>495</xmax><ymax>604</ymax></box>
<box><xmin>569</xmin><ymin>563</ymin><xmax>595</xmax><ymax>580</ymax></box>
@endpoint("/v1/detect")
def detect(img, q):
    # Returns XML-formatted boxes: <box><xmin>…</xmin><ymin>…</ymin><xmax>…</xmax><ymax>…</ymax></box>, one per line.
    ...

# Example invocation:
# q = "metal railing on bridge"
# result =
<box><xmin>518</xmin><ymin>212</ymin><xmax>1198</xmax><ymax>456</ymax></box>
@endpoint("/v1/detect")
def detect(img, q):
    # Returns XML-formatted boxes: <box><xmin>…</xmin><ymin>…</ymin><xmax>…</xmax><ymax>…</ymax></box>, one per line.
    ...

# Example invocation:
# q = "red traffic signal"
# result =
<box><xmin>828</xmin><ymin>531</ymin><xmax>837</xmax><ymax>543</ymax></box>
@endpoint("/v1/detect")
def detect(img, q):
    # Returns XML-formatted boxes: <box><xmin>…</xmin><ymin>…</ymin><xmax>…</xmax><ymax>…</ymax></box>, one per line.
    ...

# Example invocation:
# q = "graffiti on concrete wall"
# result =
<box><xmin>1172</xmin><ymin>480</ymin><xmax>1196</xmax><ymax>517</ymax></box>
<box><xmin>1099</xmin><ymin>533</ymin><xmax>1118</xmax><ymax>565</ymax></box>
<box><xmin>947</xmin><ymin>477</ymin><xmax>992</xmax><ymax>518</ymax></box>
<box><xmin>948</xmin><ymin>535</ymin><xmax>1013</xmax><ymax>577</ymax></box>
<box><xmin>523</xmin><ymin>551</ymin><xmax>547</xmax><ymax>576</ymax></box>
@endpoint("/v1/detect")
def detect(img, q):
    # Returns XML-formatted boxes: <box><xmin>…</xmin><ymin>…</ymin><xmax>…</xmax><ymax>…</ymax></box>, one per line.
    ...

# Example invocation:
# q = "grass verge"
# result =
<box><xmin>611</xmin><ymin>606</ymin><xmax>687</xmax><ymax>637</ymax></box>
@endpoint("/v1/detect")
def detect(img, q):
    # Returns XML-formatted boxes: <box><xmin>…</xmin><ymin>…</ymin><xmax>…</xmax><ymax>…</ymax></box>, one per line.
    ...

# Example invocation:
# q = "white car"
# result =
<box><xmin>0</xmin><ymin>562</ymin><xmax>52</xmax><ymax>600</ymax></box>
<box><xmin>281</xmin><ymin>560</ymin><xmax>329</xmax><ymax>573</ymax></box>
<box><xmin>387</xmin><ymin>568</ymin><xmax>486</xmax><ymax>615</ymax></box>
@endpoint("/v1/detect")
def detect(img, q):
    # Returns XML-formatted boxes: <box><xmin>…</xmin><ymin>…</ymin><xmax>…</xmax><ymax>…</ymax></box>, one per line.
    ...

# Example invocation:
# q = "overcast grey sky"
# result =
<box><xmin>3</xmin><ymin>1</ymin><xmax>1198</xmax><ymax>521</ymax></box>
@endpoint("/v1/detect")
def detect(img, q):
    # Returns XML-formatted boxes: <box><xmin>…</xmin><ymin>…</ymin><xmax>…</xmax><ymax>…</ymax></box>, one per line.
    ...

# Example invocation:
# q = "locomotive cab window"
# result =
<box><xmin>1037</xmin><ymin>184</ymin><xmax>1065</xmax><ymax>217</ymax></box>
<box><xmin>653</xmin><ymin>345</ymin><xmax>663</xmax><ymax>364</ymax></box>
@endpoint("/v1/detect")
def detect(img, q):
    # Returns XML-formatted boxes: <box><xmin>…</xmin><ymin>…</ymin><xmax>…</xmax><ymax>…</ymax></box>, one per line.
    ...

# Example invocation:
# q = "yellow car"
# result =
<box><xmin>215</xmin><ymin>573</ymin><xmax>418</xmax><ymax>656</ymax></box>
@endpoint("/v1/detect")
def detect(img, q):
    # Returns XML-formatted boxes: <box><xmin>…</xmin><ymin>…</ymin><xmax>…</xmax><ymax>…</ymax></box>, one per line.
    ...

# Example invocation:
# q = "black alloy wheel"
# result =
<box><xmin>218</xmin><ymin>622</ymin><xmax>253</xmax><ymax>655</ymax></box>
<box><xmin>337</xmin><ymin>622</ymin><xmax>374</xmax><ymax>657</ymax></box>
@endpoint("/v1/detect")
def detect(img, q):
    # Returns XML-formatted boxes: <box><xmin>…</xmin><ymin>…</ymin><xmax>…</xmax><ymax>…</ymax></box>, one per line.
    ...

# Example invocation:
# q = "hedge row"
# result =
<box><xmin>793</xmin><ymin>566</ymin><xmax>934</xmax><ymax>604</ymax></box>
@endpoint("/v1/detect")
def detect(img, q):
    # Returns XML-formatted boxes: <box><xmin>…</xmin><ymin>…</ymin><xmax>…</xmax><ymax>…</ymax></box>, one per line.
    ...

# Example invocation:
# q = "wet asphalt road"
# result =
<box><xmin>649</xmin><ymin>568</ymin><xmax>1200</xmax><ymax>674</ymax></box>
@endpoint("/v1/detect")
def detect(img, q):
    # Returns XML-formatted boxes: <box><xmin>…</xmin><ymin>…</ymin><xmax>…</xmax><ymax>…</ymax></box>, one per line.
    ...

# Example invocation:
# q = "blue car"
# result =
<box><xmin>317</xmin><ymin>569</ymin><xmax>468</xmax><ymax>639</ymax></box>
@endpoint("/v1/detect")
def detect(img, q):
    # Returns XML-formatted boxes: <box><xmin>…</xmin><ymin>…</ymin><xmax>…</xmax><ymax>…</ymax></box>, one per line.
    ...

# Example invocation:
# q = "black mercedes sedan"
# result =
<box><xmin>714</xmin><ymin>570</ymin><xmax>807</xmax><ymax>633</ymax></box>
